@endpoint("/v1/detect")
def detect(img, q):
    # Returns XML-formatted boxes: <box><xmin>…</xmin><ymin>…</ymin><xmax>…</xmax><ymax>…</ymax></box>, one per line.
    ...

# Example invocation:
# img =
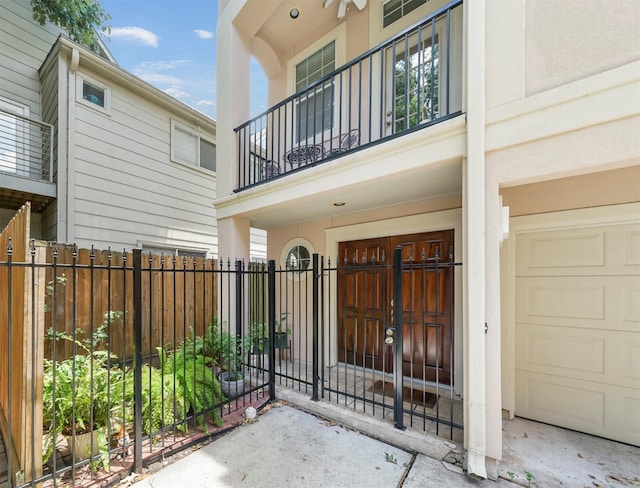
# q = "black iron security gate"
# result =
<box><xmin>1</xmin><ymin>238</ymin><xmax>461</xmax><ymax>487</ymax></box>
<box><xmin>268</xmin><ymin>246</ymin><xmax>463</xmax><ymax>441</ymax></box>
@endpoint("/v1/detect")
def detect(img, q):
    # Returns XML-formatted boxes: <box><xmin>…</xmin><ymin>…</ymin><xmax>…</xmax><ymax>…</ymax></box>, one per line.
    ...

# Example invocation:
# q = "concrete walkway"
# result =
<box><xmin>131</xmin><ymin>404</ymin><xmax>517</xmax><ymax>488</ymax></box>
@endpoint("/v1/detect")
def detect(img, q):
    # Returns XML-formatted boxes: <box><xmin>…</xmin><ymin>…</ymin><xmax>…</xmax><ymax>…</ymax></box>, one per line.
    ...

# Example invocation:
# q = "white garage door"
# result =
<box><xmin>515</xmin><ymin>204</ymin><xmax>640</xmax><ymax>446</ymax></box>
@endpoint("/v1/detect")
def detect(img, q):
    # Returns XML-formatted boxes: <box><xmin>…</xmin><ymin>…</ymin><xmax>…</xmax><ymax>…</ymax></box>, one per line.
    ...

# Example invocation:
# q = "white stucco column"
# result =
<box><xmin>217</xmin><ymin>217</ymin><xmax>250</xmax><ymax>261</ymax></box>
<box><xmin>216</xmin><ymin>0</ymin><xmax>250</xmax><ymax>198</ymax></box>
<box><xmin>464</xmin><ymin>0</ymin><xmax>488</xmax><ymax>479</ymax></box>
<box><xmin>216</xmin><ymin>0</ymin><xmax>251</xmax><ymax>259</ymax></box>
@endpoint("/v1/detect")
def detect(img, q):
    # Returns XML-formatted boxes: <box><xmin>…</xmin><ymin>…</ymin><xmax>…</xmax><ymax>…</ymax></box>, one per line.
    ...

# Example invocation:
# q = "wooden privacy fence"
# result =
<box><xmin>0</xmin><ymin>203</ymin><xmax>46</xmax><ymax>487</ymax></box>
<box><xmin>44</xmin><ymin>246</ymin><xmax>219</xmax><ymax>362</ymax></box>
<box><xmin>1</xmin><ymin>204</ymin><xmax>226</xmax><ymax>486</ymax></box>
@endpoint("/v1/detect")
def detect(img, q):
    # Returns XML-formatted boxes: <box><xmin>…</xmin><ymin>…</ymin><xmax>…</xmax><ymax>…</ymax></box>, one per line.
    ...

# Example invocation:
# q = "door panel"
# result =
<box><xmin>390</xmin><ymin>231</ymin><xmax>454</xmax><ymax>383</ymax></box>
<box><xmin>338</xmin><ymin>238</ymin><xmax>389</xmax><ymax>372</ymax></box>
<box><xmin>338</xmin><ymin>230</ymin><xmax>454</xmax><ymax>384</ymax></box>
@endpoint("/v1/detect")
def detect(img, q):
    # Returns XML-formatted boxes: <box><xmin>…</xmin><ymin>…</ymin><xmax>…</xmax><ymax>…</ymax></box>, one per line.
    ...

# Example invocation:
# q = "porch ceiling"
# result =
<box><xmin>238</xmin><ymin>0</ymin><xmax>354</xmax><ymax>59</ymax></box>
<box><xmin>239</xmin><ymin>158</ymin><xmax>462</xmax><ymax>229</ymax></box>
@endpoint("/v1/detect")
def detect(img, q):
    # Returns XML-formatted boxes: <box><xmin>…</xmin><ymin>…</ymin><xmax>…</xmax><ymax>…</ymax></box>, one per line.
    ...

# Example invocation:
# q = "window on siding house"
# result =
<box><xmin>171</xmin><ymin>121</ymin><xmax>216</xmax><ymax>172</ymax></box>
<box><xmin>142</xmin><ymin>246</ymin><xmax>207</xmax><ymax>259</ymax></box>
<box><xmin>82</xmin><ymin>81</ymin><xmax>105</xmax><ymax>107</ymax></box>
<box><xmin>0</xmin><ymin>99</ymin><xmax>29</xmax><ymax>177</ymax></box>
<box><xmin>295</xmin><ymin>41</ymin><xmax>335</xmax><ymax>142</ymax></box>
<box><xmin>76</xmin><ymin>74</ymin><xmax>111</xmax><ymax>114</ymax></box>
<box><xmin>200</xmin><ymin>138</ymin><xmax>216</xmax><ymax>171</ymax></box>
<box><xmin>383</xmin><ymin>0</ymin><xmax>427</xmax><ymax>28</ymax></box>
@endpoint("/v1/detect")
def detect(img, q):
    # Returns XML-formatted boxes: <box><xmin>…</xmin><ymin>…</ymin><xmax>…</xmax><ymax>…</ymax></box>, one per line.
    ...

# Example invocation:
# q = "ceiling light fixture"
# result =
<box><xmin>289</xmin><ymin>7</ymin><xmax>300</xmax><ymax>19</ymax></box>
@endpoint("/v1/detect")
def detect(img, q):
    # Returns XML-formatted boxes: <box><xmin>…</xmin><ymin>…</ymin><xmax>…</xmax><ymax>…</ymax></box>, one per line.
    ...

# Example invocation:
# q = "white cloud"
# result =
<box><xmin>196</xmin><ymin>100</ymin><xmax>215</xmax><ymax>106</ymax></box>
<box><xmin>137</xmin><ymin>73</ymin><xmax>182</xmax><ymax>85</ymax></box>
<box><xmin>194</xmin><ymin>29</ymin><xmax>214</xmax><ymax>39</ymax></box>
<box><xmin>137</xmin><ymin>60</ymin><xmax>189</xmax><ymax>71</ymax></box>
<box><xmin>110</xmin><ymin>27</ymin><xmax>159</xmax><ymax>47</ymax></box>
<box><xmin>165</xmin><ymin>87</ymin><xmax>189</xmax><ymax>99</ymax></box>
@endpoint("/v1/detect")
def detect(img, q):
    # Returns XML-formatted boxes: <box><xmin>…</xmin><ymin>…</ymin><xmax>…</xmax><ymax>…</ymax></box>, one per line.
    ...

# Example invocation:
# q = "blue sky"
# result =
<box><xmin>99</xmin><ymin>0</ymin><xmax>267</xmax><ymax>120</ymax></box>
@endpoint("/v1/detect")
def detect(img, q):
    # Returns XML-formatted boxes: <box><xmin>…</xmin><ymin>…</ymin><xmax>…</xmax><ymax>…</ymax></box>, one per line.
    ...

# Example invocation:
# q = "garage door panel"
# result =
<box><xmin>625</xmin><ymin>285</ymin><xmax>640</xmax><ymax>323</ymax></box>
<box><xmin>516</xmin><ymin>276</ymin><xmax>639</xmax><ymax>333</ymax></box>
<box><xmin>516</xmin><ymin>223</ymin><xmax>640</xmax><ymax>277</ymax></box>
<box><xmin>517</xmin><ymin>277</ymin><xmax>604</xmax><ymax>321</ymax></box>
<box><xmin>516</xmin><ymin>372</ymin><xmax>640</xmax><ymax>445</ymax></box>
<box><xmin>516</xmin><ymin>325</ymin><xmax>604</xmax><ymax>374</ymax></box>
<box><xmin>622</xmin><ymin>395</ymin><xmax>640</xmax><ymax>436</ymax></box>
<box><xmin>624</xmin><ymin>228</ymin><xmax>640</xmax><ymax>265</ymax></box>
<box><xmin>517</xmin><ymin>324</ymin><xmax>640</xmax><ymax>389</ymax></box>
<box><xmin>514</xmin><ymin>205</ymin><xmax>640</xmax><ymax>446</ymax></box>
<box><xmin>516</xmin><ymin>372</ymin><xmax>605</xmax><ymax>429</ymax></box>
<box><xmin>626</xmin><ymin>343</ymin><xmax>640</xmax><ymax>381</ymax></box>
<box><xmin>517</xmin><ymin>230</ymin><xmax>605</xmax><ymax>270</ymax></box>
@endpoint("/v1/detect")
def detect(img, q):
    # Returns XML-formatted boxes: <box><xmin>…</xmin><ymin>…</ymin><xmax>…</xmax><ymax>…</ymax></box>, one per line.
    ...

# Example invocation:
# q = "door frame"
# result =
<box><xmin>325</xmin><ymin>208</ymin><xmax>463</xmax><ymax>395</ymax></box>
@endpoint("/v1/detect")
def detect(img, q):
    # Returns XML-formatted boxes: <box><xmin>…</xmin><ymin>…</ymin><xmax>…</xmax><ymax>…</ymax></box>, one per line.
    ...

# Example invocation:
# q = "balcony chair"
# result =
<box><xmin>283</xmin><ymin>144</ymin><xmax>324</xmax><ymax>170</ymax></box>
<box><xmin>261</xmin><ymin>159</ymin><xmax>280</xmax><ymax>179</ymax></box>
<box><xmin>327</xmin><ymin>128</ymin><xmax>360</xmax><ymax>156</ymax></box>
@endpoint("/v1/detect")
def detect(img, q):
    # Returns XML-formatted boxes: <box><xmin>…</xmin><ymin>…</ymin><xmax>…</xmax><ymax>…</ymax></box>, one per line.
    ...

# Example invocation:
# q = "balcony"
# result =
<box><xmin>234</xmin><ymin>0</ymin><xmax>463</xmax><ymax>192</ymax></box>
<box><xmin>0</xmin><ymin>108</ymin><xmax>55</xmax><ymax>210</ymax></box>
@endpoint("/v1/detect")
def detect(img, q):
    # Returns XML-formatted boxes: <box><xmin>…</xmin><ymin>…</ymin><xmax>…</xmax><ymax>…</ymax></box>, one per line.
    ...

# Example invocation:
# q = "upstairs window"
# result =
<box><xmin>82</xmin><ymin>81</ymin><xmax>105</xmax><ymax>107</ymax></box>
<box><xmin>0</xmin><ymin>98</ymin><xmax>29</xmax><ymax>177</ymax></box>
<box><xmin>295</xmin><ymin>41</ymin><xmax>335</xmax><ymax>142</ymax></box>
<box><xmin>383</xmin><ymin>0</ymin><xmax>428</xmax><ymax>28</ymax></box>
<box><xmin>171</xmin><ymin>120</ymin><xmax>216</xmax><ymax>172</ymax></box>
<box><xmin>76</xmin><ymin>74</ymin><xmax>111</xmax><ymax>114</ymax></box>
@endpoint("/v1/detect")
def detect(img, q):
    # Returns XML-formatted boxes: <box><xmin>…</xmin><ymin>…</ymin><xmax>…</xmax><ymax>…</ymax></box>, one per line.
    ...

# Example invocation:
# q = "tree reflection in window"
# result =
<box><xmin>285</xmin><ymin>245</ymin><xmax>311</xmax><ymax>272</ymax></box>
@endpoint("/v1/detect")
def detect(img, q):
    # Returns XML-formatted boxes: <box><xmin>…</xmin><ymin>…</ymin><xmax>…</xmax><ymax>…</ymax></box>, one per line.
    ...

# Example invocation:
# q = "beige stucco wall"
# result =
<box><xmin>266</xmin><ymin>194</ymin><xmax>462</xmax><ymax>263</ymax></box>
<box><xmin>485</xmin><ymin>0</ymin><xmax>640</xmax><ymax>110</ymax></box>
<box><xmin>501</xmin><ymin>166</ymin><xmax>640</xmax><ymax>217</ymax></box>
<box><xmin>524</xmin><ymin>0</ymin><xmax>640</xmax><ymax>95</ymax></box>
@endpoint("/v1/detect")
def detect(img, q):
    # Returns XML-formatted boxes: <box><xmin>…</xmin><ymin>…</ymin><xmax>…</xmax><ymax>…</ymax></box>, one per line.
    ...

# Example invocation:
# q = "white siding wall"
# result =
<box><xmin>68</xmin><ymin>64</ymin><xmax>219</xmax><ymax>255</ymax></box>
<box><xmin>39</xmin><ymin>49</ymin><xmax>60</xmax><ymax>241</ymax></box>
<box><xmin>250</xmin><ymin>227</ymin><xmax>267</xmax><ymax>261</ymax></box>
<box><xmin>0</xmin><ymin>0</ymin><xmax>61</xmax><ymax>119</ymax></box>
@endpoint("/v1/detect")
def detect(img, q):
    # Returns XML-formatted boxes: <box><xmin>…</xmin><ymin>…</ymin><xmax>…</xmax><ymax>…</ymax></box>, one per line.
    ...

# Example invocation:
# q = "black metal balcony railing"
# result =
<box><xmin>234</xmin><ymin>0</ymin><xmax>463</xmax><ymax>191</ymax></box>
<box><xmin>0</xmin><ymin>108</ymin><xmax>54</xmax><ymax>183</ymax></box>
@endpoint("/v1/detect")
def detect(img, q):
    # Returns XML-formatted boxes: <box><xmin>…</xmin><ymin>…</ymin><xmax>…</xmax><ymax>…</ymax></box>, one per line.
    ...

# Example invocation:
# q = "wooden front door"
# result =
<box><xmin>337</xmin><ymin>230</ymin><xmax>454</xmax><ymax>384</ymax></box>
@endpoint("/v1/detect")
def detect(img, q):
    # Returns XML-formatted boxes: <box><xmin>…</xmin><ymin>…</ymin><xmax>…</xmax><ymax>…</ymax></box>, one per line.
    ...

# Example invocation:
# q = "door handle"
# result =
<box><xmin>384</xmin><ymin>326</ymin><xmax>396</xmax><ymax>345</ymax></box>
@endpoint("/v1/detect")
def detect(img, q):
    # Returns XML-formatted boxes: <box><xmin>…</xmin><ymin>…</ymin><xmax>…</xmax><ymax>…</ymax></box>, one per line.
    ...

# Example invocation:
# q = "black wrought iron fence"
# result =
<box><xmin>0</xmin><ymin>243</ymin><xmax>270</xmax><ymax>488</ymax></box>
<box><xmin>261</xmin><ymin>248</ymin><xmax>463</xmax><ymax>441</ymax></box>
<box><xmin>1</xmin><ymin>239</ymin><xmax>463</xmax><ymax>487</ymax></box>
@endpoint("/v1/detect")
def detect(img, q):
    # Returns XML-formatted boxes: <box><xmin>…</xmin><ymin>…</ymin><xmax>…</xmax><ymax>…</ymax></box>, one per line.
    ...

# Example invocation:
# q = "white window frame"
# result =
<box><xmin>384</xmin><ymin>23</ymin><xmax>445</xmax><ymax>136</ymax></box>
<box><xmin>139</xmin><ymin>241</ymin><xmax>210</xmax><ymax>259</ymax></box>
<box><xmin>287</xmin><ymin>23</ymin><xmax>346</xmax><ymax>145</ymax></box>
<box><xmin>369</xmin><ymin>0</ymin><xmax>451</xmax><ymax>47</ymax></box>
<box><xmin>294</xmin><ymin>43</ymin><xmax>336</xmax><ymax>144</ymax></box>
<box><xmin>76</xmin><ymin>73</ymin><xmax>111</xmax><ymax>115</ymax></box>
<box><xmin>170</xmin><ymin>119</ymin><xmax>216</xmax><ymax>173</ymax></box>
<box><xmin>0</xmin><ymin>97</ymin><xmax>30</xmax><ymax>177</ymax></box>
<box><xmin>280</xmin><ymin>237</ymin><xmax>315</xmax><ymax>281</ymax></box>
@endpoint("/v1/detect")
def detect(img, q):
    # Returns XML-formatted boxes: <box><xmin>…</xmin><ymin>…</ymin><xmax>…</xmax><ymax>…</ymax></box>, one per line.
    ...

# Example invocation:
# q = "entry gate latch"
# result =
<box><xmin>384</xmin><ymin>326</ymin><xmax>396</xmax><ymax>345</ymax></box>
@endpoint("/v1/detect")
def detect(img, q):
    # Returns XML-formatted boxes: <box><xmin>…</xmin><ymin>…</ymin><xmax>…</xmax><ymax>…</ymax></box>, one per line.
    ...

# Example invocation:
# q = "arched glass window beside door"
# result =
<box><xmin>282</xmin><ymin>238</ymin><xmax>314</xmax><ymax>278</ymax></box>
<box><xmin>285</xmin><ymin>244</ymin><xmax>310</xmax><ymax>272</ymax></box>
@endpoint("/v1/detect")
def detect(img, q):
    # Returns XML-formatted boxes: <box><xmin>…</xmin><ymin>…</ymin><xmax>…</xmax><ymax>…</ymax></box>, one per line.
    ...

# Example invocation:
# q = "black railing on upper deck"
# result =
<box><xmin>234</xmin><ymin>0</ymin><xmax>463</xmax><ymax>191</ymax></box>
